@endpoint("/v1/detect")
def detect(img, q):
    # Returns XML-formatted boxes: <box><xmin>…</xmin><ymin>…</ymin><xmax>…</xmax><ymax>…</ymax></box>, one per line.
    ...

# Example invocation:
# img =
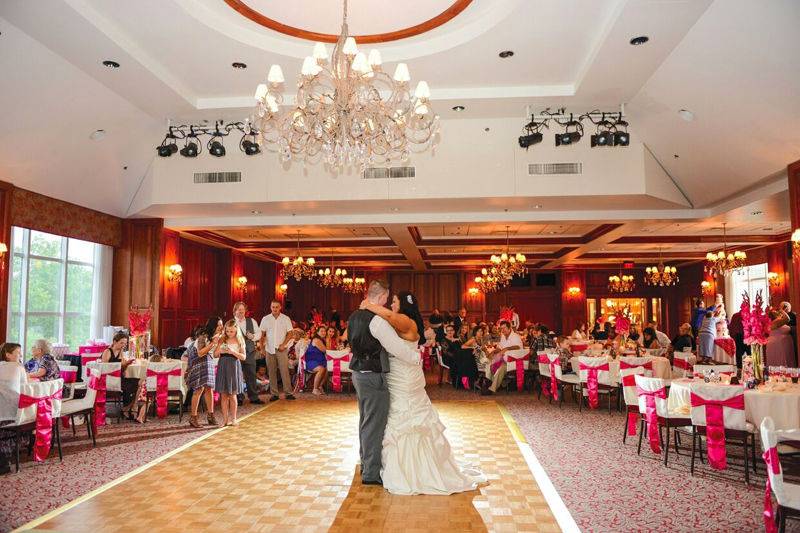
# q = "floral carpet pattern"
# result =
<box><xmin>2</xmin><ymin>380</ymin><xmax>799</xmax><ymax>532</ymax></box>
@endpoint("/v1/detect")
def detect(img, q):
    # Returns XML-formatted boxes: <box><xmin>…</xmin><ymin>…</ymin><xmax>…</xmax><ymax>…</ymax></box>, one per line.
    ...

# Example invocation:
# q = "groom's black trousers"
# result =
<box><xmin>352</xmin><ymin>371</ymin><xmax>389</xmax><ymax>483</ymax></box>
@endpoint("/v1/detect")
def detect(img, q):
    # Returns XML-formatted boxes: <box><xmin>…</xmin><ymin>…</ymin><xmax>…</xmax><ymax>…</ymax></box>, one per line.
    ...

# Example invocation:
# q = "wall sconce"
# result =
<box><xmin>237</xmin><ymin>275</ymin><xmax>248</xmax><ymax>293</ymax></box>
<box><xmin>468</xmin><ymin>287</ymin><xmax>479</xmax><ymax>296</ymax></box>
<box><xmin>793</xmin><ymin>229</ymin><xmax>800</xmax><ymax>256</ymax></box>
<box><xmin>0</xmin><ymin>242</ymin><xmax>7</xmax><ymax>256</ymax></box>
<box><xmin>701</xmin><ymin>280</ymin><xmax>713</xmax><ymax>296</ymax></box>
<box><xmin>768</xmin><ymin>272</ymin><xmax>781</xmax><ymax>288</ymax></box>
<box><xmin>279</xmin><ymin>283</ymin><xmax>288</xmax><ymax>293</ymax></box>
<box><xmin>166</xmin><ymin>263</ymin><xmax>183</xmax><ymax>284</ymax></box>
<box><xmin>567</xmin><ymin>286</ymin><xmax>581</xmax><ymax>297</ymax></box>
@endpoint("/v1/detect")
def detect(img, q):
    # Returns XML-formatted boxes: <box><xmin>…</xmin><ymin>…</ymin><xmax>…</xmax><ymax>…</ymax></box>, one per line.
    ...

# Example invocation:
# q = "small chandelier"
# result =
<box><xmin>482</xmin><ymin>226</ymin><xmax>527</xmax><ymax>287</ymax></box>
<box><xmin>316</xmin><ymin>253</ymin><xmax>347</xmax><ymax>288</ymax></box>
<box><xmin>608</xmin><ymin>271</ymin><xmax>635</xmax><ymax>293</ymax></box>
<box><xmin>705</xmin><ymin>223</ymin><xmax>747</xmax><ymax>276</ymax></box>
<box><xmin>281</xmin><ymin>231</ymin><xmax>316</xmax><ymax>281</ymax></box>
<box><xmin>644</xmin><ymin>248</ymin><xmax>679</xmax><ymax>287</ymax></box>
<box><xmin>474</xmin><ymin>268</ymin><xmax>501</xmax><ymax>293</ymax></box>
<box><xmin>253</xmin><ymin>0</ymin><xmax>438</xmax><ymax>170</ymax></box>
<box><xmin>342</xmin><ymin>273</ymin><xmax>366</xmax><ymax>294</ymax></box>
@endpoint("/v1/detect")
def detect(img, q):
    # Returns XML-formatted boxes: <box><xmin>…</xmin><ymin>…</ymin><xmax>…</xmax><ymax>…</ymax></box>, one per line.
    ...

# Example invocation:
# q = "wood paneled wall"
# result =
<box><xmin>788</xmin><ymin>158</ymin><xmax>800</xmax><ymax>357</ymax></box>
<box><xmin>0</xmin><ymin>181</ymin><xmax>13</xmax><ymax>340</ymax></box>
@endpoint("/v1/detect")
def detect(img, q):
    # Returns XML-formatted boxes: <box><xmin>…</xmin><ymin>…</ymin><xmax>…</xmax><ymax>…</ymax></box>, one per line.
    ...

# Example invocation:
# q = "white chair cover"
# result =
<box><xmin>688</xmin><ymin>383</ymin><xmax>747</xmax><ymax>431</ymax></box>
<box><xmin>325</xmin><ymin>349</ymin><xmax>352</xmax><ymax>373</ymax></box>
<box><xmin>86</xmin><ymin>362</ymin><xmax>123</xmax><ymax>392</ymax></box>
<box><xmin>578</xmin><ymin>356</ymin><xmax>614</xmax><ymax>386</ymax></box>
<box><xmin>620</xmin><ymin>366</ymin><xmax>646</xmax><ymax>407</ymax></box>
<box><xmin>504</xmin><ymin>348</ymin><xmax>531</xmax><ymax>371</ymax></box>
<box><xmin>760</xmin><ymin>417</ymin><xmax>800</xmax><ymax>509</ymax></box>
<box><xmin>61</xmin><ymin>368</ymin><xmax>99</xmax><ymax>416</ymax></box>
<box><xmin>673</xmin><ymin>352</ymin><xmax>695</xmax><ymax>378</ymax></box>
<box><xmin>619</xmin><ymin>356</ymin><xmax>655</xmax><ymax>378</ymax></box>
<box><xmin>145</xmin><ymin>360</ymin><xmax>186</xmax><ymax>397</ymax></box>
<box><xmin>14</xmin><ymin>379</ymin><xmax>64</xmax><ymax>425</ymax></box>
<box><xmin>634</xmin><ymin>375</ymin><xmax>670</xmax><ymax>417</ymax></box>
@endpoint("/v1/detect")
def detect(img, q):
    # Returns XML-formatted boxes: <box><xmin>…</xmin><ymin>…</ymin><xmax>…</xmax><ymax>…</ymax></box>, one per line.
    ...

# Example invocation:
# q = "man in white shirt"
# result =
<box><xmin>647</xmin><ymin>321</ymin><xmax>671</xmax><ymax>350</ymax></box>
<box><xmin>234</xmin><ymin>301</ymin><xmax>264</xmax><ymax>404</ymax></box>
<box><xmin>259</xmin><ymin>300</ymin><xmax>295</xmax><ymax>401</ymax></box>
<box><xmin>482</xmin><ymin>321</ymin><xmax>523</xmax><ymax>395</ymax></box>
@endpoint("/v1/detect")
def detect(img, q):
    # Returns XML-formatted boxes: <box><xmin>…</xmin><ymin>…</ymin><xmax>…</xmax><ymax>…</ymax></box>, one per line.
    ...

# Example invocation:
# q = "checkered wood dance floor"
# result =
<box><xmin>26</xmin><ymin>400</ymin><xmax>560</xmax><ymax>532</ymax></box>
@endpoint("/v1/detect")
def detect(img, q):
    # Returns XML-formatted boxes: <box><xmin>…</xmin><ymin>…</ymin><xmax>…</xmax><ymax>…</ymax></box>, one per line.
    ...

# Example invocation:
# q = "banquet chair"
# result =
<box><xmin>503</xmin><ymin>349</ymin><xmax>533</xmax><ymax>393</ymax></box>
<box><xmin>619</xmin><ymin>356</ymin><xmax>655</xmax><ymax>411</ymax></box>
<box><xmin>577</xmin><ymin>356</ymin><xmax>618</xmax><ymax>412</ymax></box>
<box><xmin>144</xmin><ymin>360</ymin><xmax>186</xmax><ymax>421</ymax></box>
<box><xmin>619</xmin><ymin>366</ymin><xmax>645</xmax><ymax>444</ymax></box>
<box><xmin>57</xmin><ymin>364</ymin><xmax>80</xmax><ymax>400</ymax></box>
<box><xmin>1</xmin><ymin>379</ymin><xmax>64</xmax><ymax>472</ymax></box>
<box><xmin>60</xmin><ymin>367</ymin><xmax>98</xmax><ymax>446</ymax></box>
<box><xmin>760</xmin><ymin>417</ymin><xmax>800</xmax><ymax>532</ymax></box>
<box><xmin>86</xmin><ymin>362</ymin><xmax>124</xmax><ymax>424</ymax></box>
<box><xmin>537</xmin><ymin>352</ymin><xmax>579</xmax><ymax>407</ymax></box>
<box><xmin>672</xmin><ymin>352</ymin><xmax>695</xmax><ymax>378</ymax></box>
<box><xmin>325</xmin><ymin>349</ymin><xmax>353</xmax><ymax>393</ymax></box>
<box><xmin>634</xmin><ymin>375</ymin><xmax>692</xmax><ymax>465</ymax></box>
<box><xmin>688</xmin><ymin>382</ymin><xmax>757</xmax><ymax>484</ymax></box>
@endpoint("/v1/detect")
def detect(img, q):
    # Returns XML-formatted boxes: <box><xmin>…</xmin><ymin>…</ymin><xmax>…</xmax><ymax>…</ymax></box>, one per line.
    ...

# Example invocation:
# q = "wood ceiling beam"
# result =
<box><xmin>382</xmin><ymin>225</ymin><xmax>427</xmax><ymax>271</ymax></box>
<box><xmin>612</xmin><ymin>232</ymin><xmax>791</xmax><ymax>244</ymax></box>
<box><xmin>543</xmin><ymin>222</ymin><xmax>642</xmax><ymax>269</ymax></box>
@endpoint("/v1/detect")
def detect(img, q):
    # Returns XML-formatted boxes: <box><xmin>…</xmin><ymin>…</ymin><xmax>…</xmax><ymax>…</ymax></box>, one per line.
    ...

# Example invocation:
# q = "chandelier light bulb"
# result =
<box><xmin>301</xmin><ymin>56</ymin><xmax>321</xmax><ymax>76</ymax></box>
<box><xmin>312</xmin><ymin>42</ymin><xmax>328</xmax><ymax>60</ymax></box>
<box><xmin>254</xmin><ymin>83</ymin><xmax>268</xmax><ymax>101</ymax></box>
<box><xmin>414</xmin><ymin>81</ymin><xmax>431</xmax><ymax>99</ymax></box>
<box><xmin>351</xmin><ymin>52</ymin><xmax>369</xmax><ymax>73</ymax></box>
<box><xmin>282</xmin><ymin>257</ymin><xmax>290</xmax><ymax>265</ymax></box>
<box><xmin>343</xmin><ymin>37</ymin><xmax>358</xmax><ymax>56</ymax></box>
<box><xmin>500</xmin><ymin>252</ymin><xmax>508</xmax><ymax>261</ymax></box>
<box><xmin>393</xmin><ymin>63</ymin><xmax>411</xmax><ymax>82</ymax></box>
<box><xmin>368</xmin><ymin>49</ymin><xmax>382</xmax><ymax>67</ymax></box>
<box><xmin>267</xmin><ymin>64</ymin><xmax>285</xmax><ymax>84</ymax></box>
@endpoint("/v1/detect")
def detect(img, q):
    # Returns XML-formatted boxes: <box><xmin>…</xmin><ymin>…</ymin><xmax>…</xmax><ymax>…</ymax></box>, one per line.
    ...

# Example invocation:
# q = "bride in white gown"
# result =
<box><xmin>361</xmin><ymin>291</ymin><xmax>486</xmax><ymax>495</ymax></box>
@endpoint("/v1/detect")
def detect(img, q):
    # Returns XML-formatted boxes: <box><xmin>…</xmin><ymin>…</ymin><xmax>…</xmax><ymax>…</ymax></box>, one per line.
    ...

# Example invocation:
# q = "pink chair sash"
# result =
<box><xmin>621</xmin><ymin>366</ymin><xmax>649</xmax><ymax>436</ymax></box>
<box><xmin>537</xmin><ymin>354</ymin><xmax>559</xmax><ymax>401</ymax></box>
<box><xmin>571</xmin><ymin>343</ymin><xmax>588</xmax><ymax>353</ymax></box>
<box><xmin>89</xmin><ymin>369</ymin><xmax>121</xmax><ymax>427</ymax></box>
<box><xmin>421</xmin><ymin>346</ymin><xmax>432</xmax><ymax>371</ymax></box>
<box><xmin>18</xmin><ymin>389</ymin><xmax>62</xmax><ymax>462</ymax></box>
<box><xmin>146</xmin><ymin>367</ymin><xmax>182</xmax><ymax>418</ymax></box>
<box><xmin>508</xmin><ymin>354</ymin><xmax>530</xmax><ymax>391</ymax></box>
<box><xmin>636</xmin><ymin>385</ymin><xmax>667</xmax><ymax>454</ymax></box>
<box><xmin>674</xmin><ymin>357</ymin><xmax>693</xmax><ymax>371</ymax></box>
<box><xmin>325</xmin><ymin>353</ymin><xmax>351</xmax><ymax>393</ymax></box>
<box><xmin>59</xmin><ymin>369</ymin><xmax>77</xmax><ymax>383</ymax></box>
<box><xmin>689</xmin><ymin>392</ymin><xmax>745</xmax><ymax>470</ymax></box>
<box><xmin>620</xmin><ymin>360</ymin><xmax>653</xmax><ymax>374</ymax></box>
<box><xmin>762</xmin><ymin>446</ymin><xmax>780</xmax><ymax>533</ymax></box>
<box><xmin>580</xmin><ymin>362</ymin><xmax>610</xmax><ymax>409</ymax></box>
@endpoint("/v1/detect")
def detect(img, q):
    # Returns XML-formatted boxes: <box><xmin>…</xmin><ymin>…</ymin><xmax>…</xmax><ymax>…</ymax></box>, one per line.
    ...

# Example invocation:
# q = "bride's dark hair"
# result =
<box><xmin>397</xmin><ymin>291</ymin><xmax>425</xmax><ymax>346</ymax></box>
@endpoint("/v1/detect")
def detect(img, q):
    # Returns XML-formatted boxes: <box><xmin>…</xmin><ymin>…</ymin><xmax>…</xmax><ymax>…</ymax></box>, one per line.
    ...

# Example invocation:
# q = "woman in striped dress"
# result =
<box><xmin>187</xmin><ymin>317</ymin><xmax>222</xmax><ymax>428</ymax></box>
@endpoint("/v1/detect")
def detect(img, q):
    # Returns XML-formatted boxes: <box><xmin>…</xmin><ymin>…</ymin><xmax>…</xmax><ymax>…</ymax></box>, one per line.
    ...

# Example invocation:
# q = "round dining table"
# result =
<box><xmin>667</xmin><ymin>378</ymin><xmax>800</xmax><ymax>431</ymax></box>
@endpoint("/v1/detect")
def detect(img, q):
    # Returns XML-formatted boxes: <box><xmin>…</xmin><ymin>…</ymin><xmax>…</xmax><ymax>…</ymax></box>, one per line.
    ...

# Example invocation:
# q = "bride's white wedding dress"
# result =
<box><xmin>381</xmin><ymin>338</ymin><xmax>487</xmax><ymax>495</ymax></box>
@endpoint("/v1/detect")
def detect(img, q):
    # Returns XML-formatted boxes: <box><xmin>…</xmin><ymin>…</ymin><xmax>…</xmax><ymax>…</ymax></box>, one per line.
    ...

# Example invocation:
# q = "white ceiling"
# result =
<box><xmin>0</xmin><ymin>0</ymin><xmax>797</xmax><ymax>236</ymax></box>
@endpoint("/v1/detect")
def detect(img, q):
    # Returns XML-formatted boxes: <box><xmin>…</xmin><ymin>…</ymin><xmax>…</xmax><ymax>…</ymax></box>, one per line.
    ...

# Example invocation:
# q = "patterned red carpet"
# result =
<box><xmin>1</xmin><ymin>381</ymin><xmax>798</xmax><ymax>532</ymax></box>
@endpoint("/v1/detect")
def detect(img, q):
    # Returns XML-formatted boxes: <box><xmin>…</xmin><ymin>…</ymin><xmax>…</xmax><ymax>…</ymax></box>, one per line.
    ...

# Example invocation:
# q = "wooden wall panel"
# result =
<box><xmin>436</xmin><ymin>273</ymin><xmax>460</xmax><ymax>312</ymax></box>
<box><xmin>788</xmin><ymin>159</ymin><xmax>800</xmax><ymax>358</ymax></box>
<box><xmin>0</xmin><ymin>181</ymin><xmax>13</xmax><ymax>340</ymax></box>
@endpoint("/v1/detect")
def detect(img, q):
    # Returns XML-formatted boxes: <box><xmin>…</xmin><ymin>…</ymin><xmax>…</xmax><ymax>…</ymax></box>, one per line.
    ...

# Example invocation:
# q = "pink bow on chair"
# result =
<box><xmin>762</xmin><ymin>446</ymin><xmax>780</xmax><ymax>533</ymax></box>
<box><xmin>579</xmin><ymin>362</ymin><xmax>609</xmax><ymax>409</ymax></box>
<box><xmin>538</xmin><ymin>354</ymin><xmax>559</xmax><ymax>401</ymax></box>
<box><xmin>147</xmin><ymin>367</ymin><xmax>182</xmax><ymax>418</ymax></box>
<box><xmin>508</xmin><ymin>354</ymin><xmax>530</xmax><ymax>392</ymax></box>
<box><xmin>674</xmin><ymin>357</ymin><xmax>693</xmax><ymax>373</ymax></box>
<box><xmin>89</xmin><ymin>369</ymin><xmax>121</xmax><ymax>427</ymax></box>
<box><xmin>18</xmin><ymin>388</ymin><xmax>62</xmax><ymax>462</ymax></box>
<box><xmin>326</xmin><ymin>352</ymin><xmax>351</xmax><ymax>393</ymax></box>
<box><xmin>689</xmin><ymin>392</ymin><xmax>745</xmax><ymax>470</ymax></box>
<box><xmin>636</xmin><ymin>385</ymin><xmax>667</xmax><ymax>453</ymax></box>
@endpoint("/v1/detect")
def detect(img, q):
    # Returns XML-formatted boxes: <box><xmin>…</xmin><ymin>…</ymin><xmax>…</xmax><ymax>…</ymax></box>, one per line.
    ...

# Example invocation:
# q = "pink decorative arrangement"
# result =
<box><xmin>741</xmin><ymin>290</ymin><xmax>771</xmax><ymax>381</ymax></box>
<box><xmin>614</xmin><ymin>311</ymin><xmax>631</xmax><ymax>336</ymax></box>
<box><xmin>128</xmin><ymin>306</ymin><xmax>153</xmax><ymax>358</ymax></box>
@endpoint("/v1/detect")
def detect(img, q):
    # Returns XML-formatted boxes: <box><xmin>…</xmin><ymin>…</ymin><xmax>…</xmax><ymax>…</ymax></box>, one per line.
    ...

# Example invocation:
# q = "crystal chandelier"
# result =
<box><xmin>281</xmin><ymin>231</ymin><xmax>316</xmax><ymax>281</ymax></box>
<box><xmin>608</xmin><ymin>272</ymin><xmax>635</xmax><ymax>293</ymax></box>
<box><xmin>483</xmin><ymin>226</ymin><xmax>527</xmax><ymax>286</ymax></box>
<box><xmin>474</xmin><ymin>267</ymin><xmax>501</xmax><ymax>293</ymax></box>
<box><xmin>316</xmin><ymin>253</ymin><xmax>348</xmax><ymax>288</ymax></box>
<box><xmin>342</xmin><ymin>273</ymin><xmax>366</xmax><ymax>294</ymax></box>
<box><xmin>644</xmin><ymin>248</ymin><xmax>679</xmax><ymax>287</ymax></box>
<box><xmin>253</xmin><ymin>0</ymin><xmax>439</xmax><ymax>170</ymax></box>
<box><xmin>705</xmin><ymin>223</ymin><xmax>747</xmax><ymax>277</ymax></box>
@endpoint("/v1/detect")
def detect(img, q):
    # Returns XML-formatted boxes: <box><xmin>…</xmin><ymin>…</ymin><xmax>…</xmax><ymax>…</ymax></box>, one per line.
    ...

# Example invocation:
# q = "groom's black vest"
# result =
<box><xmin>348</xmin><ymin>309</ymin><xmax>390</xmax><ymax>373</ymax></box>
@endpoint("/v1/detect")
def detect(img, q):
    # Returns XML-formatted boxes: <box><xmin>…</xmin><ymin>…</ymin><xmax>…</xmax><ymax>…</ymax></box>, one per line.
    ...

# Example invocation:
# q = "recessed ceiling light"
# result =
<box><xmin>89</xmin><ymin>129</ymin><xmax>105</xmax><ymax>141</ymax></box>
<box><xmin>629</xmin><ymin>36</ymin><xmax>649</xmax><ymax>46</ymax></box>
<box><xmin>751</xmin><ymin>210</ymin><xmax>763</xmax><ymax>216</ymax></box>
<box><xmin>484</xmin><ymin>127</ymin><xmax>490</xmax><ymax>132</ymax></box>
<box><xmin>251</xmin><ymin>210</ymin><xmax>261</xmax><ymax>215</ymax></box>
<box><xmin>533</xmin><ymin>204</ymin><xmax>542</xmax><ymax>209</ymax></box>
<box><xmin>678</xmin><ymin>109</ymin><xmax>695</xmax><ymax>122</ymax></box>
<box><xmin>391</xmin><ymin>207</ymin><xmax>399</xmax><ymax>212</ymax></box>
<box><xmin>673</xmin><ymin>154</ymin><xmax>680</xmax><ymax>158</ymax></box>
<box><xmin>498</xmin><ymin>50</ymin><xmax>514</xmax><ymax>58</ymax></box>
<box><xmin>452</xmin><ymin>105</ymin><xmax>465</xmax><ymax>112</ymax></box>
<box><xmin>102</xmin><ymin>60</ymin><xmax>120</xmax><ymax>68</ymax></box>
<box><xmin>232</xmin><ymin>62</ymin><xmax>247</xmax><ymax>69</ymax></box>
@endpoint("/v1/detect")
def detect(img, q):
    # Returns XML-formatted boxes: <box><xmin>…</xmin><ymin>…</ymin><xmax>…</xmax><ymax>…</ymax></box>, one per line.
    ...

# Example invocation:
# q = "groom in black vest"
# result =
<box><xmin>348</xmin><ymin>279</ymin><xmax>392</xmax><ymax>485</ymax></box>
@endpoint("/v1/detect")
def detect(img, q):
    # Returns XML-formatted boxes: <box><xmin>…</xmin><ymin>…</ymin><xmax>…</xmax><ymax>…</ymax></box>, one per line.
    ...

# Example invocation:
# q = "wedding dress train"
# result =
<box><xmin>381</xmin><ymin>339</ymin><xmax>487</xmax><ymax>495</ymax></box>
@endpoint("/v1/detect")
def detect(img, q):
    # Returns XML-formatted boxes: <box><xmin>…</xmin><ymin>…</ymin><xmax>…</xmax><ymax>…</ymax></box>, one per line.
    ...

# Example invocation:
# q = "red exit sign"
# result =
<box><xmin>623</xmin><ymin>261</ymin><xmax>635</xmax><ymax>269</ymax></box>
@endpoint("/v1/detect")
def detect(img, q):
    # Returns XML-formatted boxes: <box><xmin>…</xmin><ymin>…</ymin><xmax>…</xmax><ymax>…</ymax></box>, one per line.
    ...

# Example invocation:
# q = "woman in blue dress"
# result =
<box><xmin>304</xmin><ymin>325</ymin><xmax>329</xmax><ymax>395</ymax></box>
<box><xmin>697</xmin><ymin>305</ymin><xmax>723</xmax><ymax>363</ymax></box>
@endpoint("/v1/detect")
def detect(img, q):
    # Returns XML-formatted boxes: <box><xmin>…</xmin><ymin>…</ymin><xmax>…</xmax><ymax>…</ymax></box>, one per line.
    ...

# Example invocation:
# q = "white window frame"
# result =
<box><xmin>727</xmin><ymin>263</ymin><xmax>770</xmax><ymax>314</ymax></box>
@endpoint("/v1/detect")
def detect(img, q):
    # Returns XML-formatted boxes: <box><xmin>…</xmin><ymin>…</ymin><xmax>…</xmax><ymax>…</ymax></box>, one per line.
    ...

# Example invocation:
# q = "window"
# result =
<box><xmin>728</xmin><ymin>263</ymin><xmax>769</xmax><ymax>314</ymax></box>
<box><xmin>7</xmin><ymin>227</ymin><xmax>103</xmax><ymax>354</ymax></box>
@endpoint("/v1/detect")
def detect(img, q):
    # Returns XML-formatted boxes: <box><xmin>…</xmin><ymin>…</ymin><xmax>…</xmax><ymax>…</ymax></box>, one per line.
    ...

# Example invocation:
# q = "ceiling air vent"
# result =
<box><xmin>193</xmin><ymin>171</ymin><xmax>242</xmax><ymax>184</ymax></box>
<box><xmin>363</xmin><ymin>166</ymin><xmax>416</xmax><ymax>179</ymax></box>
<box><xmin>528</xmin><ymin>162</ymin><xmax>582</xmax><ymax>175</ymax></box>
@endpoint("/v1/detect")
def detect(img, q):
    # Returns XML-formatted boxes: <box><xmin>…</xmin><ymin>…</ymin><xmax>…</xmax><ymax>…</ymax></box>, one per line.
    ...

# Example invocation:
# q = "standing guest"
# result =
<box><xmin>728</xmin><ymin>309</ymin><xmax>749</xmax><ymax>368</ymax></box>
<box><xmin>670</xmin><ymin>323</ymin><xmax>696</xmax><ymax>358</ymax></box>
<box><xmin>259</xmin><ymin>300</ymin><xmax>296</xmax><ymax>402</ymax></box>
<box><xmin>697</xmin><ymin>306</ymin><xmax>723</xmax><ymax>363</ymax></box>
<box><xmin>481</xmin><ymin>321</ymin><xmax>523</xmax><ymax>395</ymax></box>
<box><xmin>766</xmin><ymin>309</ymin><xmax>796</xmax><ymax>367</ymax></box>
<box><xmin>26</xmin><ymin>339</ymin><xmax>60</xmax><ymax>382</ymax></box>
<box><xmin>304</xmin><ymin>325</ymin><xmax>329</xmax><ymax>395</ymax></box>
<box><xmin>691</xmin><ymin>298</ymin><xmax>709</xmax><ymax>337</ymax></box>
<box><xmin>232</xmin><ymin>302</ymin><xmax>263</xmax><ymax>406</ymax></box>
<box><xmin>429</xmin><ymin>308</ymin><xmax>444</xmax><ymax>342</ymax></box>
<box><xmin>0</xmin><ymin>343</ymin><xmax>28</xmax><ymax>474</ymax></box>
<box><xmin>187</xmin><ymin>317</ymin><xmax>221</xmax><ymax>428</ymax></box>
<box><xmin>442</xmin><ymin>310</ymin><xmax>453</xmax><ymax>329</ymax></box>
<box><xmin>214</xmin><ymin>320</ymin><xmax>247</xmax><ymax>426</ymax></box>
<box><xmin>308</xmin><ymin>306</ymin><xmax>324</xmax><ymax>326</ymax></box>
<box><xmin>453</xmin><ymin>307</ymin><xmax>468</xmax><ymax>335</ymax></box>
<box><xmin>100</xmin><ymin>332</ymin><xmax>137</xmax><ymax>420</ymax></box>
<box><xmin>330</xmin><ymin>307</ymin><xmax>341</xmax><ymax>326</ymax></box>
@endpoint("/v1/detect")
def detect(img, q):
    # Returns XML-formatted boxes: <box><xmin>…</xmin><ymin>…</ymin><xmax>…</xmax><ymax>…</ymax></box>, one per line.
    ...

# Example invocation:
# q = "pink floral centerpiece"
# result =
<box><xmin>128</xmin><ymin>307</ymin><xmax>153</xmax><ymax>358</ymax></box>
<box><xmin>741</xmin><ymin>290</ymin><xmax>770</xmax><ymax>381</ymax></box>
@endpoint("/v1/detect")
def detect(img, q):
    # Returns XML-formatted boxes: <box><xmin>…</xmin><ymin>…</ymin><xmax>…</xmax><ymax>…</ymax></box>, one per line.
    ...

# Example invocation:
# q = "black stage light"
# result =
<box><xmin>518</xmin><ymin>132</ymin><xmax>542</xmax><ymax>149</ymax></box>
<box><xmin>591</xmin><ymin>130</ymin><xmax>614</xmax><ymax>147</ymax></box>
<box><xmin>241</xmin><ymin>138</ymin><xmax>261</xmax><ymax>156</ymax></box>
<box><xmin>614</xmin><ymin>130</ymin><xmax>630</xmax><ymax>146</ymax></box>
<box><xmin>180</xmin><ymin>140</ymin><xmax>199</xmax><ymax>157</ymax></box>
<box><xmin>555</xmin><ymin>131</ymin><xmax>581</xmax><ymax>146</ymax></box>
<box><xmin>157</xmin><ymin>132</ymin><xmax>178</xmax><ymax>157</ymax></box>
<box><xmin>208</xmin><ymin>139</ymin><xmax>226</xmax><ymax>157</ymax></box>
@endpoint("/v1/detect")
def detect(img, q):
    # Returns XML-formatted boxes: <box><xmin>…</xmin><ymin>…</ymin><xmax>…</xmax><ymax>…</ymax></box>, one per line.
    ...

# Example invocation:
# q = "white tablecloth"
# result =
<box><xmin>667</xmin><ymin>379</ymin><xmax>800</xmax><ymax>431</ymax></box>
<box><xmin>568</xmin><ymin>356</ymin><xmax>674</xmax><ymax>382</ymax></box>
<box><xmin>713</xmin><ymin>344</ymin><xmax>735</xmax><ymax>365</ymax></box>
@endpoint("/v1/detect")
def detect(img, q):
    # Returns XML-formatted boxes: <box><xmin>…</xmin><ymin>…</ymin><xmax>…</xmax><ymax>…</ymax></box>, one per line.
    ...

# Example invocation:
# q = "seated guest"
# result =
<box><xmin>530</xmin><ymin>325</ymin><xmax>556</xmax><ymax>353</ymax></box>
<box><xmin>647</xmin><ymin>321</ymin><xmax>671</xmax><ymax>349</ymax></box>
<box><xmin>100</xmin><ymin>332</ymin><xmax>137</xmax><ymax>419</ymax></box>
<box><xmin>481</xmin><ymin>321</ymin><xmax>523</xmax><ymax>395</ymax></box>
<box><xmin>641</xmin><ymin>327</ymin><xmax>660</xmax><ymax>350</ymax></box>
<box><xmin>254</xmin><ymin>366</ymin><xmax>269</xmax><ymax>394</ymax></box>
<box><xmin>423</xmin><ymin>321</ymin><xmax>436</xmax><ymax>347</ymax></box>
<box><xmin>325</xmin><ymin>326</ymin><xmax>339</xmax><ymax>350</ymax></box>
<box><xmin>304</xmin><ymin>326</ymin><xmax>329</xmax><ymax>395</ymax></box>
<box><xmin>26</xmin><ymin>339</ymin><xmax>60</xmax><ymax>382</ymax></box>
<box><xmin>288</xmin><ymin>329</ymin><xmax>307</xmax><ymax>373</ymax></box>
<box><xmin>1</xmin><ymin>343</ymin><xmax>28</xmax><ymax>474</ymax></box>
<box><xmin>450</xmin><ymin>326</ymin><xmax>479</xmax><ymax>390</ymax></box>
<box><xmin>487</xmin><ymin>323</ymin><xmax>500</xmax><ymax>343</ymax></box>
<box><xmin>458</xmin><ymin>323</ymin><xmax>471</xmax><ymax>343</ymax></box>
<box><xmin>133</xmin><ymin>350</ymin><xmax>168</xmax><ymax>423</ymax></box>
<box><xmin>592</xmin><ymin>318</ymin><xmax>609</xmax><ymax>340</ymax></box>
<box><xmin>571</xmin><ymin>322</ymin><xmax>589</xmax><ymax>340</ymax></box>
<box><xmin>628</xmin><ymin>324</ymin><xmax>642</xmax><ymax>344</ymax></box>
<box><xmin>670</xmin><ymin>323</ymin><xmax>695</xmax><ymax>358</ymax></box>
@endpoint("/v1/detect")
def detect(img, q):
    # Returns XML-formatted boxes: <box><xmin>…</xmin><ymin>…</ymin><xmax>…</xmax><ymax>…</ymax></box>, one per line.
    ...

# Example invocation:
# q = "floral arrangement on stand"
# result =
<box><xmin>740</xmin><ymin>290</ymin><xmax>771</xmax><ymax>382</ymax></box>
<box><xmin>128</xmin><ymin>306</ymin><xmax>153</xmax><ymax>359</ymax></box>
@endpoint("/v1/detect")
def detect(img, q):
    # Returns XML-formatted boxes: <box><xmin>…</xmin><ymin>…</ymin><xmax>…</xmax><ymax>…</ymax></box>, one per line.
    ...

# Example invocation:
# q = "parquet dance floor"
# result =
<box><xmin>22</xmin><ymin>400</ymin><xmax>561</xmax><ymax>532</ymax></box>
